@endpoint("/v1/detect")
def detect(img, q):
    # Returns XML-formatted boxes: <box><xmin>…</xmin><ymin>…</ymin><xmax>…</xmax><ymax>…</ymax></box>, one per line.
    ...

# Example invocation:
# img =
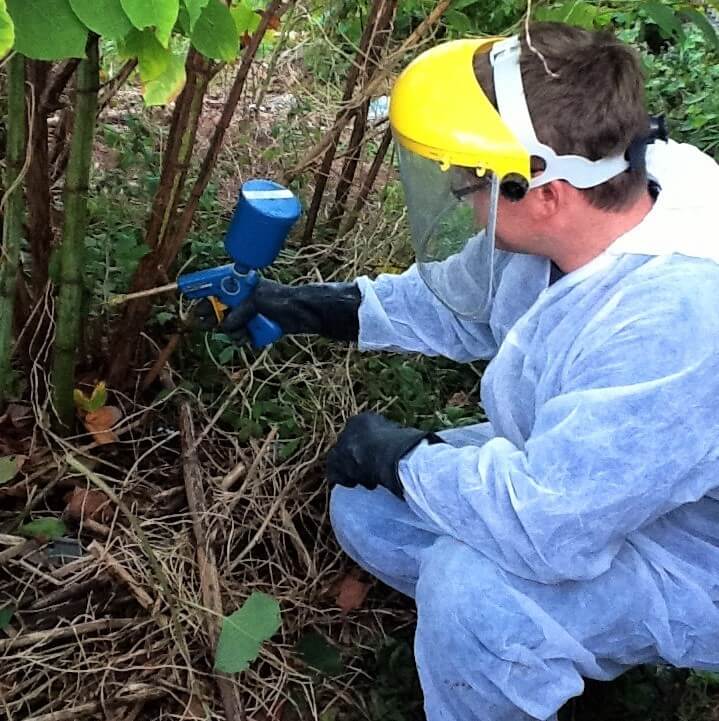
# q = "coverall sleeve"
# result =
<box><xmin>398</xmin><ymin>291</ymin><xmax>719</xmax><ymax>583</ymax></box>
<box><xmin>355</xmin><ymin>265</ymin><xmax>499</xmax><ymax>362</ymax></box>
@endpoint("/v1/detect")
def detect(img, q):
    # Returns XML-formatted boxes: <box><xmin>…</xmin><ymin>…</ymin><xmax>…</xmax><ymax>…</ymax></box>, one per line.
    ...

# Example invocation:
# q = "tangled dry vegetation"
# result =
<box><xmin>0</xmin><ymin>30</ymin><xmax>433</xmax><ymax>720</ymax></box>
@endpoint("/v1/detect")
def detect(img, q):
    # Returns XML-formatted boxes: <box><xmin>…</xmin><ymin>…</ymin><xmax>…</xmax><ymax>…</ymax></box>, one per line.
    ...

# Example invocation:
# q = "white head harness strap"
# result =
<box><xmin>489</xmin><ymin>36</ymin><xmax>630</xmax><ymax>189</ymax></box>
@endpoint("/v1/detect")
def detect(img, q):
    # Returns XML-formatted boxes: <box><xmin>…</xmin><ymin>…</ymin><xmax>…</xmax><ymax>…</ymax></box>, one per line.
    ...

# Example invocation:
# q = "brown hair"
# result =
<box><xmin>474</xmin><ymin>22</ymin><xmax>650</xmax><ymax>211</ymax></box>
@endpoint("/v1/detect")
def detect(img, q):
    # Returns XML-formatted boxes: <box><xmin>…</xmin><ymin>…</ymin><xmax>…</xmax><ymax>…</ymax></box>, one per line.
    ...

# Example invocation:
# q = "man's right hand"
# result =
<box><xmin>191</xmin><ymin>278</ymin><xmax>362</xmax><ymax>345</ymax></box>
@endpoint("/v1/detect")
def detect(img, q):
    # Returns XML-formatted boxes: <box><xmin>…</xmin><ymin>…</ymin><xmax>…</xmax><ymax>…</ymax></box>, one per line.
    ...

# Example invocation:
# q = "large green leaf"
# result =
<box><xmin>0</xmin><ymin>606</ymin><xmax>14</xmax><ymax>630</ymax></box>
<box><xmin>123</xmin><ymin>28</ymin><xmax>170</xmax><ymax>82</ymax></box>
<box><xmin>69</xmin><ymin>0</ymin><xmax>132</xmax><ymax>40</ymax></box>
<box><xmin>680</xmin><ymin>8</ymin><xmax>719</xmax><ymax>53</ymax></box>
<box><xmin>143</xmin><ymin>50</ymin><xmax>186</xmax><ymax>106</ymax></box>
<box><xmin>214</xmin><ymin>592</ymin><xmax>281</xmax><ymax>673</ymax></box>
<box><xmin>0</xmin><ymin>456</ymin><xmax>18</xmax><ymax>485</ymax></box>
<box><xmin>643</xmin><ymin>0</ymin><xmax>685</xmax><ymax>42</ymax></box>
<box><xmin>182</xmin><ymin>0</ymin><xmax>210</xmax><ymax>31</ymax></box>
<box><xmin>231</xmin><ymin>0</ymin><xmax>260</xmax><ymax>35</ymax></box>
<box><xmin>120</xmin><ymin>0</ymin><xmax>178</xmax><ymax>47</ymax></box>
<box><xmin>7</xmin><ymin>0</ymin><xmax>88</xmax><ymax>59</ymax></box>
<box><xmin>0</xmin><ymin>0</ymin><xmax>14</xmax><ymax>57</ymax></box>
<box><xmin>19</xmin><ymin>517</ymin><xmax>67</xmax><ymax>540</ymax></box>
<box><xmin>191</xmin><ymin>0</ymin><xmax>239</xmax><ymax>62</ymax></box>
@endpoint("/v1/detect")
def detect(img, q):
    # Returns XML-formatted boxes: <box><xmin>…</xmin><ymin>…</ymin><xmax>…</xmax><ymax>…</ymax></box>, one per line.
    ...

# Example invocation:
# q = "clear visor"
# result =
<box><xmin>397</xmin><ymin>145</ymin><xmax>500</xmax><ymax>321</ymax></box>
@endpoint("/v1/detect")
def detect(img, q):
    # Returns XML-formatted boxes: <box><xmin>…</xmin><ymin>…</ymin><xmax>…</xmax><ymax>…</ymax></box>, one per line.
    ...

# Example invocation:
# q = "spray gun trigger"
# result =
<box><xmin>209</xmin><ymin>296</ymin><xmax>228</xmax><ymax>324</ymax></box>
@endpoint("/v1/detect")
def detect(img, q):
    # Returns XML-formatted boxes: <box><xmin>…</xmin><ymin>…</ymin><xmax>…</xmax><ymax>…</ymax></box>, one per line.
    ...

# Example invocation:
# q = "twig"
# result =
<box><xmin>39</xmin><ymin>59</ymin><xmax>80</xmax><ymax>114</ymax></box>
<box><xmin>142</xmin><ymin>333</ymin><xmax>181</xmax><ymax>390</ymax></box>
<box><xmin>341</xmin><ymin>126</ymin><xmax>393</xmax><ymax>235</ymax></box>
<box><xmin>22</xmin><ymin>685</ymin><xmax>167</xmax><ymax>721</ymax></box>
<box><xmin>0</xmin><ymin>538</ymin><xmax>38</xmax><ymax>565</ymax></box>
<box><xmin>27</xmin><ymin>576</ymin><xmax>108</xmax><ymax>610</ymax></box>
<box><xmin>220</xmin><ymin>458</ymin><xmax>247</xmax><ymax>491</ymax></box>
<box><xmin>98</xmin><ymin>58</ymin><xmax>138</xmax><ymax>114</ymax></box>
<box><xmin>107</xmin><ymin>282</ymin><xmax>178</xmax><ymax>306</ymax></box>
<box><xmin>0</xmin><ymin>618</ymin><xmax>135</xmax><ymax>651</ymax></box>
<box><xmin>228</xmin><ymin>427</ymin><xmax>278</xmax><ymax>508</ymax></box>
<box><xmin>88</xmin><ymin>541</ymin><xmax>154</xmax><ymax>610</ymax></box>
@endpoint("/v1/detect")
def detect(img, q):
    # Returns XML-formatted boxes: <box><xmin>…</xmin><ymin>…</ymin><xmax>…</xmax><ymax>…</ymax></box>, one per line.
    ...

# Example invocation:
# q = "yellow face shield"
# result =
<box><xmin>389</xmin><ymin>38</ymin><xmax>530</xmax><ymax>320</ymax></box>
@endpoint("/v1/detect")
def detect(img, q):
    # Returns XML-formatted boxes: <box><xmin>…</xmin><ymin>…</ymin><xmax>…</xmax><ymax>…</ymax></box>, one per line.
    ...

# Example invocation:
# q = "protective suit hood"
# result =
<box><xmin>607</xmin><ymin>139</ymin><xmax>719</xmax><ymax>262</ymax></box>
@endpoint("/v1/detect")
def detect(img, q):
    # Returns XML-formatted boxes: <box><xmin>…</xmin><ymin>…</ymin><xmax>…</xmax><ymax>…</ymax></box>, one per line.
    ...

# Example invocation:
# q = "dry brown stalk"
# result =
<box><xmin>88</xmin><ymin>541</ymin><xmax>154</xmax><ymax>610</ymax></box>
<box><xmin>98</xmin><ymin>59</ymin><xmax>139</xmax><ymax>115</ymax></box>
<box><xmin>39</xmin><ymin>59</ymin><xmax>80</xmax><ymax>115</ymax></box>
<box><xmin>342</xmin><ymin>126</ymin><xmax>393</xmax><ymax>235</ymax></box>
<box><xmin>0</xmin><ymin>618</ymin><xmax>135</xmax><ymax>652</ymax></box>
<box><xmin>22</xmin><ymin>685</ymin><xmax>167</xmax><ymax>721</ymax></box>
<box><xmin>301</xmin><ymin>0</ymin><xmax>387</xmax><ymax>244</ymax></box>
<box><xmin>285</xmin><ymin>0</ymin><xmax>451</xmax><ymax>184</ymax></box>
<box><xmin>169</xmin><ymin>0</ymin><xmax>291</xmax><ymax>251</ymax></box>
<box><xmin>0</xmin><ymin>537</ymin><xmax>38</xmax><ymax>565</ymax></box>
<box><xmin>227</xmin><ymin>426</ymin><xmax>278</xmax><ymax>508</ymax></box>
<box><xmin>142</xmin><ymin>333</ymin><xmax>181</xmax><ymax>390</ymax></box>
<box><xmin>179</xmin><ymin>399</ymin><xmax>246</xmax><ymax>721</ymax></box>
<box><xmin>27</xmin><ymin>576</ymin><xmax>108</xmax><ymax>610</ymax></box>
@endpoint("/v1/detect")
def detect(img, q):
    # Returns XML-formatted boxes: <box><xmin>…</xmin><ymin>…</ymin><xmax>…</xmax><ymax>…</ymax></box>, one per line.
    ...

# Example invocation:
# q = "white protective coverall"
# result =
<box><xmin>330</xmin><ymin>139</ymin><xmax>719</xmax><ymax>721</ymax></box>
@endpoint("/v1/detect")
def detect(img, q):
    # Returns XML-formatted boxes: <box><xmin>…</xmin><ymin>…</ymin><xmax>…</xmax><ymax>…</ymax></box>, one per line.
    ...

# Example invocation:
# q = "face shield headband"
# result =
<box><xmin>489</xmin><ymin>36</ymin><xmax>631</xmax><ymax>189</ymax></box>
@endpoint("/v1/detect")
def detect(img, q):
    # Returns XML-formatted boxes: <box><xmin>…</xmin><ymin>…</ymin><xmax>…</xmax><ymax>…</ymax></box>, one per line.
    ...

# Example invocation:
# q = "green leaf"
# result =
<box><xmin>534</xmin><ymin>0</ymin><xmax>596</xmax><ymax>28</ymax></box>
<box><xmin>680</xmin><ymin>9</ymin><xmax>719</xmax><ymax>52</ymax></box>
<box><xmin>69</xmin><ymin>0</ymin><xmax>133</xmax><ymax>40</ymax></box>
<box><xmin>19</xmin><ymin>517</ymin><xmax>67</xmax><ymax>540</ymax></box>
<box><xmin>0</xmin><ymin>0</ymin><xmax>15</xmax><ymax>57</ymax></box>
<box><xmin>120</xmin><ymin>0</ymin><xmax>178</xmax><ymax>48</ymax></box>
<box><xmin>143</xmin><ymin>50</ymin><xmax>186</xmax><ymax>105</ymax></box>
<box><xmin>643</xmin><ymin>0</ymin><xmax>685</xmax><ymax>41</ymax></box>
<box><xmin>0</xmin><ymin>606</ymin><xmax>14</xmax><ymax>630</ymax></box>
<box><xmin>214</xmin><ymin>592</ymin><xmax>281</xmax><ymax>673</ymax></box>
<box><xmin>191</xmin><ymin>0</ymin><xmax>239</xmax><ymax>62</ymax></box>
<box><xmin>122</xmin><ymin>28</ymin><xmax>170</xmax><ymax>82</ymax></box>
<box><xmin>296</xmin><ymin>632</ymin><xmax>343</xmax><ymax>675</ymax></box>
<box><xmin>0</xmin><ymin>456</ymin><xmax>18</xmax><ymax>485</ymax></box>
<box><xmin>182</xmin><ymin>0</ymin><xmax>210</xmax><ymax>31</ymax></box>
<box><xmin>444</xmin><ymin>9</ymin><xmax>472</xmax><ymax>33</ymax></box>
<box><xmin>86</xmin><ymin>382</ymin><xmax>108</xmax><ymax>412</ymax></box>
<box><xmin>230</xmin><ymin>0</ymin><xmax>260</xmax><ymax>34</ymax></box>
<box><xmin>7</xmin><ymin>0</ymin><xmax>88</xmax><ymax>59</ymax></box>
<box><xmin>218</xmin><ymin>345</ymin><xmax>236</xmax><ymax>364</ymax></box>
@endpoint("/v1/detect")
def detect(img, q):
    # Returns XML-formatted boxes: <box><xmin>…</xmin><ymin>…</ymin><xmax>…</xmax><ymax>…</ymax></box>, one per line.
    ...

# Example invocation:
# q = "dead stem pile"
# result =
<box><xmin>0</xmin><ymin>213</ymin><xmax>420</xmax><ymax>721</ymax></box>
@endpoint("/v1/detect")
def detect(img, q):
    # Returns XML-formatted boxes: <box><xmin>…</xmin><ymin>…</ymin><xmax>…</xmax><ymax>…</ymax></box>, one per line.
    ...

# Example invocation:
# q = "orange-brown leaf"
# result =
<box><xmin>65</xmin><ymin>488</ymin><xmax>111</xmax><ymax>523</ymax></box>
<box><xmin>335</xmin><ymin>572</ymin><xmax>371</xmax><ymax>614</ymax></box>
<box><xmin>83</xmin><ymin>406</ymin><xmax>122</xmax><ymax>445</ymax></box>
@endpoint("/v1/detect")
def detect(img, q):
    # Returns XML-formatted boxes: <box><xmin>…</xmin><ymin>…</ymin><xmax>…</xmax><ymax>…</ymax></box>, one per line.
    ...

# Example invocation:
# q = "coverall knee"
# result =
<box><xmin>330</xmin><ymin>484</ymin><xmax>662</xmax><ymax>721</ymax></box>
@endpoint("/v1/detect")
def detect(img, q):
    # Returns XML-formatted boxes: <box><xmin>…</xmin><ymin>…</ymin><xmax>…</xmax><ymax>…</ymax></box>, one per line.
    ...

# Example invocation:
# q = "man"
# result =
<box><xmin>202</xmin><ymin>22</ymin><xmax>719</xmax><ymax>721</ymax></box>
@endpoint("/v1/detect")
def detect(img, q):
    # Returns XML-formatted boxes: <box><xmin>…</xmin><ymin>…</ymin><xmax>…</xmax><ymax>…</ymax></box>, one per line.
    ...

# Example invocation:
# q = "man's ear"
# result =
<box><xmin>528</xmin><ymin>180</ymin><xmax>562</xmax><ymax>218</ymax></box>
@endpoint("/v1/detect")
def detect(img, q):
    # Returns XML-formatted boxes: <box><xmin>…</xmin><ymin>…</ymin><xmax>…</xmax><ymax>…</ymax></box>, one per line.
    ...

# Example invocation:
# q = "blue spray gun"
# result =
<box><xmin>111</xmin><ymin>180</ymin><xmax>302</xmax><ymax>348</ymax></box>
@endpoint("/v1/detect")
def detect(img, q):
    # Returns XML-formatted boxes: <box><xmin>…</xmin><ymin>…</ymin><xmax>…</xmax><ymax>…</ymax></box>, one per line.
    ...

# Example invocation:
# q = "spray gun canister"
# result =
<box><xmin>225</xmin><ymin>179</ymin><xmax>302</xmax><ymax>271</ymax></box>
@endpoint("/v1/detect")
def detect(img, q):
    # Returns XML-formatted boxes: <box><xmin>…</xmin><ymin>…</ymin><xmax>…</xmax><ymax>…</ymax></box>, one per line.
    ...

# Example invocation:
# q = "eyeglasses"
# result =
<box><xmin>450</xmin><ymin>169</ymin><xmax>492</xmax><ymax>201</ymax></box>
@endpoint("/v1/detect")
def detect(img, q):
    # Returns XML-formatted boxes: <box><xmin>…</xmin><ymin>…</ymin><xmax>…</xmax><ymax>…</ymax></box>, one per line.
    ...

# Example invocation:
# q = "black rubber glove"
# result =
<box><xmin>193</xmin><ymin>278</ymin><xmax>361</xmax><ymax>345</ymax></box>
<box><xmin>326</xmin><ymin>412</ymin><xmax>445</xmax><ymax>498</ymax></box>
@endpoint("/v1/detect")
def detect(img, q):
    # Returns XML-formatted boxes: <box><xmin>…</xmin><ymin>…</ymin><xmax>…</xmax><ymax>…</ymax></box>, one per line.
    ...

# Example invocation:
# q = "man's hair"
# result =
<box><xmin>473</xmin><ymin>22</ymin><xmax>650</xmax><ymax>211</ymax></box>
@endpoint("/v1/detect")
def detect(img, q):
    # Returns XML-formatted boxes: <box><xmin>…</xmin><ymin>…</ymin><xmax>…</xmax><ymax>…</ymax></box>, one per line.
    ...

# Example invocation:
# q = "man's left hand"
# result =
<box><xmin>326</xmin><ymin>411</ymin><xmax>443</xmax><ymax>497</ymax></box>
